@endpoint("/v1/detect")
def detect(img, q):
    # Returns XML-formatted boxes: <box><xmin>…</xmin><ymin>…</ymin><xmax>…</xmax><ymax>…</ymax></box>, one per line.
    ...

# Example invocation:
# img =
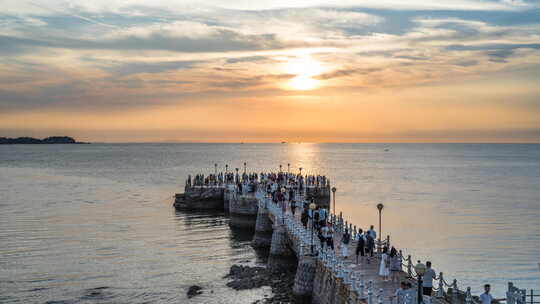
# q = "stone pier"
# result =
<box><xmin>174</xmin><ymin>185</ymin><xmax>224</xmax><ymax>210</ymax></box>
<box><xmin>293</xmin><ymin>254</ymin><xmax>317</xmax><ymax>303</ymax></box>
<box><xmin>228</xmin><ymin>194</ymin><xmax>259</xmax><ymax>228</ymax></box>
<box><xmin>268</xmin><ymin>224</ymin><xmax>296</xmax><ymax>270</ymax></box>
<box><xmin>173</xmin><ymin>175</ymin><xmax>458</xmax><ymax>304</ymax></box>
<box><xmin>251</xmin><ymin>203</ymin><xmax>273</xmax><ymax>248</ymax></box>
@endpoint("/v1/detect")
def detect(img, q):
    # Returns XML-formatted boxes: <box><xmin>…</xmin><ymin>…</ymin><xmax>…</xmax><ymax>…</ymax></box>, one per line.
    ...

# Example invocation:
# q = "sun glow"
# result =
<box><xmin>285</xmin><ymin>56</ymin><xmax>323</xmax><ymax>90</ymax></box>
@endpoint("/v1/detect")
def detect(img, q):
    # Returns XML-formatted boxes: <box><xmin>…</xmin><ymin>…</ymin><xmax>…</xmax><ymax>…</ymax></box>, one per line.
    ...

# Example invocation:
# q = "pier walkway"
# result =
<box><xmin>175</xmin><ymin>171</ymin><xmax>531</xmax><ymax>304</ymax></box>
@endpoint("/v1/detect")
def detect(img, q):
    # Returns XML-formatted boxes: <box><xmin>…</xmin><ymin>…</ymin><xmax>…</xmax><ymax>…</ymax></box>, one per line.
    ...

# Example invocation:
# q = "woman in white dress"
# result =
<box><xmin>379</xmin><ymin>246</ymin><xmax>390</xmax><ymax>281</ymax></box>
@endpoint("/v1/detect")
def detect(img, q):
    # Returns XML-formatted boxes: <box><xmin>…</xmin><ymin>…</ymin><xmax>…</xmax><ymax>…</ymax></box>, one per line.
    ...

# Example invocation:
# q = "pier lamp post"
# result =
<box><xmin>377</xmin><ymin>203</ymin><xmax>384</xmax><ymax>251</ymax></box>
<box><xmin>225</xmin><ymin>164</ymin><xmax>228</xmax><ymax>173</ymax></box>
<box><xmin>281</xmin><ymin>187</ymin><xmax>286</xmax><ymax>224</ymax></box>
<box><xmin>214</xmin><ymin>163</ymin><xmax>217</xmax><ymax>175</ymax></box>
<box><xmin>414</xmin><ymin>261</ymin><xmax>427</xmax><ymax>304</ymax></box>
<box><xmin>331</xmin><ymin>187</ymin><xmax>337</xmax><ymax>216</ymax></box>
<box><xmin>243</xmin><ymin>162</ymin><xmax>247</xmax><ymax>174</ymax></box>
<box><xmin>235</xmin><ymin>168</ymin><xmax>239</xmax><ymax>183</ymax></box>
<box><xmin>309</xmin><ymin>201</ymin><xmax>317</xmax><ymax>255</ymax></box>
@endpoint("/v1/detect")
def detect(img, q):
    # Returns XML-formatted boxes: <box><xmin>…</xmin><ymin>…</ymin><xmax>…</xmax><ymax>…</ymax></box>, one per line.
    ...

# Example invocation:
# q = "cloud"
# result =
<box><xmin>225</xmin><ymin>56</ymin><xmax>268</xmax><ymax>64</ymax></box>
<box><xmin>104</xmin><ymin>60</ymin><xmax>199</xmax><ymax>75</ymax></box>
<box><xmin>314</xmin><ymin>68</ymin><xmax>382</xmax><ymax>80</ymax></box>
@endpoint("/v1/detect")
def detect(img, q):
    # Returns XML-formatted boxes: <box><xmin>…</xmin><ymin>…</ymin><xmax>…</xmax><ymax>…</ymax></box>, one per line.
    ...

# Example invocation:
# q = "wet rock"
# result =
<box><xmin>187</xmin><ymin>285</ymin><xmax>203</xmax><ymax>298</ymax></box>
<box><xmin>224</xmin><ymin>264</ymin><xmax>297</xmax><ymax>303</ymax></box>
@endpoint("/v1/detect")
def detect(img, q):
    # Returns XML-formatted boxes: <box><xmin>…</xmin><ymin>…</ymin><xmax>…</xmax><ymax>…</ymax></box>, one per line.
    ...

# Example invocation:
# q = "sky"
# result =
<box><xmin>0</xmin><ymin>0</ymin><xmax>539</xmax><ymax>143</ymax></box>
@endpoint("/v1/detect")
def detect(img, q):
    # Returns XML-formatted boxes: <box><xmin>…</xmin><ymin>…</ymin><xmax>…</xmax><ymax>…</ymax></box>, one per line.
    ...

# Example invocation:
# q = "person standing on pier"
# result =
<box><xmin>301</xmin><ymin>209</ymin><xmax>308</xmax><ymax>228</ymax></box>
<box><xmin>379</xmin><ymin>246</ymin><xmax>390</xmax><ymax>281</ymax></box>
<box><xmin>326</xmin><ymin>223</ymin><xmax>335</xmax><ymax>250</ymax></box>
<box><xmin>355</xmin><ymin>229</ymin><xmax>365</xmax><ymax>263</ymax></box>
<box><xmin>365</xmin><ymin>231</ymin><xmax>375</xmax><ymax>263</ymax></box>
<box><xmin>341</xmin><ymin>228</ymin><xmax>351</xmax><ymax>258</ymax></box>
<box><xmin>422</xmin><ymin>261</ymin><xmax>436</xmax><ymax>297</ymax></box>
<box><xmin>319</xmin><ymin>207</ymin><xmax>327</xmax><ymax>226</ymax></box>
<box><xmin>390</xmin><ymin>247</ymin><xmax>401</xmax><ymax>282</ymax></box>
<box><xmin>479</xmin><ymin>284</ymin><xmax>505</xmax><ymax>304</ymax></box>
<box><xmin>368</xmin><ymin>225</ymin><xmax>377</xmax><ymax>240</ymax></box>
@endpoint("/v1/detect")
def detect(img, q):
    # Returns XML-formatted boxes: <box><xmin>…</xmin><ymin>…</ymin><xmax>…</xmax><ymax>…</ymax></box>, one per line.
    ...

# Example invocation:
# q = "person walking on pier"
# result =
<box><xmin>326</xmin><ymin>223</ymin><xmax>335</xmax><ymax>250</ymax></box>
<box><xmin>320</xmin><ymin>223</ymin><xmax>329</xmax><ymax>248</ymax></box>
<box><xmin>379</xmin><ymin>246</ymin><xmax>390</xmax><ymax>281</ymax></box>
<box><xmin>390</xmin><ymin>247</ymin><xmax>401</xmax><ymax>282</ymax></box>
<box><xmin>301</xmin><ymin>209</ymin><xmax>308</xmax><ymax>228</ymax></box>
<box><xmin>341</xmin><ymin>228</ymin><xmax>351</xmax><ymax>258</ymax></box>
<box><xmin>479</xmin><ymin>284</ymin><xmax>505</xmax><ymax>304</ymax></box>
<box><xmin>394</xmin><ymin>281</ymin><xmax>408</xmax><ymax>304</ymax></box>
<box><xmin>422</xmin><ymin>261</ymin><xmax>436</xmax><ymax>297</ymax></box>
<box><xmin>355</xmin><ymin>229</ymin><xmax>365</xmax><ymax>263</ymax></box>
<box><xmin>318</xmin><ymin>207</ymin><xmax>327</xmax><ymax>226</ymax></box>
<box><xmin>368</xmin><ymin>225</ymin><xmax>377</xmax><ymax>240</ymax></box>
<box><xmin>365</xmin><ymin>232</ymin><xmax>375</xmax><ymax>263</ymax></box>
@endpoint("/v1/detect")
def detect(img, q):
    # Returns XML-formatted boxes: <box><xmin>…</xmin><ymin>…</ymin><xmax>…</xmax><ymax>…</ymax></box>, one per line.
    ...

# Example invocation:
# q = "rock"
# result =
<box><xmin>224</xmin><ymin>264</ymin><xmax>297</xmax><ymax>304</ymax></box>
<box><xmin>187</xmin><ymin>285</ymin><xmax>203</xmax><ymax>298</ymax></box>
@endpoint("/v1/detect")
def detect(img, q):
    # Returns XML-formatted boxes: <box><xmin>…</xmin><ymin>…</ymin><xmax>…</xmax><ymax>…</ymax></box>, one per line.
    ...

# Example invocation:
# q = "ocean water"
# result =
<box><xmin>0</xmin><ymin>143</ymin><xmax>539</xmax><ymax>303</ymax></box>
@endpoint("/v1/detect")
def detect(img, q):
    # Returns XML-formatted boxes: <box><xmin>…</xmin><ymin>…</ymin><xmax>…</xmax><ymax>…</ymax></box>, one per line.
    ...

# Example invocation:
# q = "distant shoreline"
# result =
<box><xmin>0</xmin><ymin>136</ymin><xmax>89</xmax><ymax>145</ymax></box>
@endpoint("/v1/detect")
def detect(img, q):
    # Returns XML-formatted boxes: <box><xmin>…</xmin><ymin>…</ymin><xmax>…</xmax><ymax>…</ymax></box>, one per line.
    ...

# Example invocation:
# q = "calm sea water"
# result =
<box><xmin>1</xmin><ymin>143</ymin><xmax>539</xmax><ymax>303</ymax></box>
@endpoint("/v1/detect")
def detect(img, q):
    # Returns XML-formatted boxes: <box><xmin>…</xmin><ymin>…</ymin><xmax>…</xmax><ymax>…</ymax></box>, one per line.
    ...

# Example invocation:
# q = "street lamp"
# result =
<box><xmin>214</xmin><ymin>163</ymin><xmax>217</xmax><ymax>175</ymax></box>
<box><xmin>331</xmin><ymin>187</ymin><xmax>337</xmax><ymax>215</ymax></box>
<box><xmin>225</xmin><ymin>164</ymin><xmax>228</xmax><ymax>173</ymax></box>
<box><xmin>281</xmin><ymin>187</ymin><xmax>286</xmax><ymax>223</ymax></box>
<box><xmin>309</xmin><ymin>202</ymin><xmax>317</xmax><ymax>254</ymax></box>
<box><xmin>235</xmin><ymin>168</ymin><xmax>239</xmax><ymax>183</ymax></box>
<box><xmin>243</xmin><ymin>162</ymin><xmax>247</xmax><ymax>174</ymax></box>
<box><xmin>414</xmin><ymin>261</ymin><xmax>427</xmax><ymax>304</ymax></box>
<box><xmin>377</xmin><ymin>203</ymin><xmax>384</xmax><ymax>250</ymax></box>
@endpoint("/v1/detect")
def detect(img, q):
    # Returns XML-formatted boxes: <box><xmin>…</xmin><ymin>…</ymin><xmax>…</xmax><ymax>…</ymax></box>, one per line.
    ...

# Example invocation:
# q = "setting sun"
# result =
<box><xmin>285</xmin><ymin>56</ymin><xmax>323</xmax><ymax>90</ymax></box>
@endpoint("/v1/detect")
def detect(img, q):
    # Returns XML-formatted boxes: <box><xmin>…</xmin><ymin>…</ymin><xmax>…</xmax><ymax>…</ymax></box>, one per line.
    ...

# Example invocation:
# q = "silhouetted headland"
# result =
<box><xmin>0</xmin><ymin>136</ymin><xmax>89</xmax><ymax>144</ymax></box>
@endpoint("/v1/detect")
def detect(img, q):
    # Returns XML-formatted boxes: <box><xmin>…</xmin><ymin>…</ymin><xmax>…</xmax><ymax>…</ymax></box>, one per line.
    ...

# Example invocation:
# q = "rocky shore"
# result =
<box><xmin>224</xmin><ymin>264</ymin><xmax>297</xmax><ymax>303</ymax></box>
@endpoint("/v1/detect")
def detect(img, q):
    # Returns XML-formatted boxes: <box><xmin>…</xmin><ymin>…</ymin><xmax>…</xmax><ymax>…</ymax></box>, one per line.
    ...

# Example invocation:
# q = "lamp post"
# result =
<box><xmin>225</xmin><ymin>164</ymin><xmax>228</xmax><ymax>173</ymax></box>
<box><xmin>214</xmin><ymin>163</ymin><xmax>217</xmax><ymax>175</ymax></box>
<box><xmin>281</xmin><ymin>187</ymin><xmax>286</xmax><ymax>224</ymax></box>
<box><xmin>414</xmin><ymin>261</ymin><xmax>427</xmax><ymax>304</ymax></box>
<box><xmin>377</xmin><ymin>203</ymin><xmax>384</xmax><ymax>250</ymax></box>
<box><xmin>243</xmin><ymin>162</ymin><xmax>247</xmax><ymax>174</ymax></box>
<box><xmin>235</xmin><ymin>168</ymin><xmax>239</xmax><ymax>183</ymax></box>
<box><xmin>299</xmin><ymin>167</ymin><xmax>303</xmax><ymax>175</ymax></box>
<box><xmin>287</xmin><ymin>163</ymin><xmax>290</xmax><ymax>173</ymax></box>
<box><xmin>280</xmin><ymin>164</ymin><xmax>282</xmax><ymax>172</ymax></box>
<box><xmin>331</xmin><ymin>187</ymin><xmax>337</xmax><ymax>216</ymax></box>
<box><xmin>309</xmin><ymin>202</ymin><xmax>317</xmax><ymax>254</ymax></box>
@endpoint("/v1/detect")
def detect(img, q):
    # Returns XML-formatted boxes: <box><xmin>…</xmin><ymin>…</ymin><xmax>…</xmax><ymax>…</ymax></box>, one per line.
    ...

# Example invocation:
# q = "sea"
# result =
<box><xmin>1</xmin><ymin>143</ymin><xmax>539</xmax><ymax>303</ymax></box>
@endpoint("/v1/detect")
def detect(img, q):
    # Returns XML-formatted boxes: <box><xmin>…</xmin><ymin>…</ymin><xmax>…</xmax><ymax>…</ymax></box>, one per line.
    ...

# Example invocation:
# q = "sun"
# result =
<box><xmin>285</xmin><ymin>56</ymin><xmax>322</xmax><ymax>90</ymax></box>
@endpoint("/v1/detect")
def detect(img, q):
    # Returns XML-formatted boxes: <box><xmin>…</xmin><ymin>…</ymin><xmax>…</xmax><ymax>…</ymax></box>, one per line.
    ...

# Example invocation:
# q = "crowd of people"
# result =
<box><xmin>186</xmin><ymin>171</ymin><xmax>331</xmax><ymax>196</ymax></box>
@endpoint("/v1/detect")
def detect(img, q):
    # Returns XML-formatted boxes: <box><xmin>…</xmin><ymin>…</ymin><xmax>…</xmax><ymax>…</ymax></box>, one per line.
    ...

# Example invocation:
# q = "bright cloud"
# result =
<box><xmin>0</xmin><ymin>0</ymin><xmax>539</xmax><ymax>142</ymax></box>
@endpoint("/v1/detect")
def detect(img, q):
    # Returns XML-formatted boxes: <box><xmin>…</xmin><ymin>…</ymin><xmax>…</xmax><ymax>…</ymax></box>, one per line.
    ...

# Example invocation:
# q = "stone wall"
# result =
<box><xmin>293</xmin><ymin>255</ymin><xmax>317</xmax><ymax>303</ymax></box>
<box><xmin>173</xmin><ymin>186</ymin><xmax>224</xmax><ymax>210</ymax></box>
<box><xmin>251</xmin><ymin>204</ymin><xmax>273</xmax><ymax>248</ymax></box>
<box><xmin>229</xmin><ymin>195</ymin><xmax>259</xmax><ymax>228</ymax></box>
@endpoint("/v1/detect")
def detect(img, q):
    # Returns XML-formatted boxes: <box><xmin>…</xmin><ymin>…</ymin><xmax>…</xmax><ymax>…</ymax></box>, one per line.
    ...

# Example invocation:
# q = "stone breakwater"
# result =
<box><xmin>173</xmin><ymin>172</ymin><xmax>523</xmax><ymax>304</ymax></box>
